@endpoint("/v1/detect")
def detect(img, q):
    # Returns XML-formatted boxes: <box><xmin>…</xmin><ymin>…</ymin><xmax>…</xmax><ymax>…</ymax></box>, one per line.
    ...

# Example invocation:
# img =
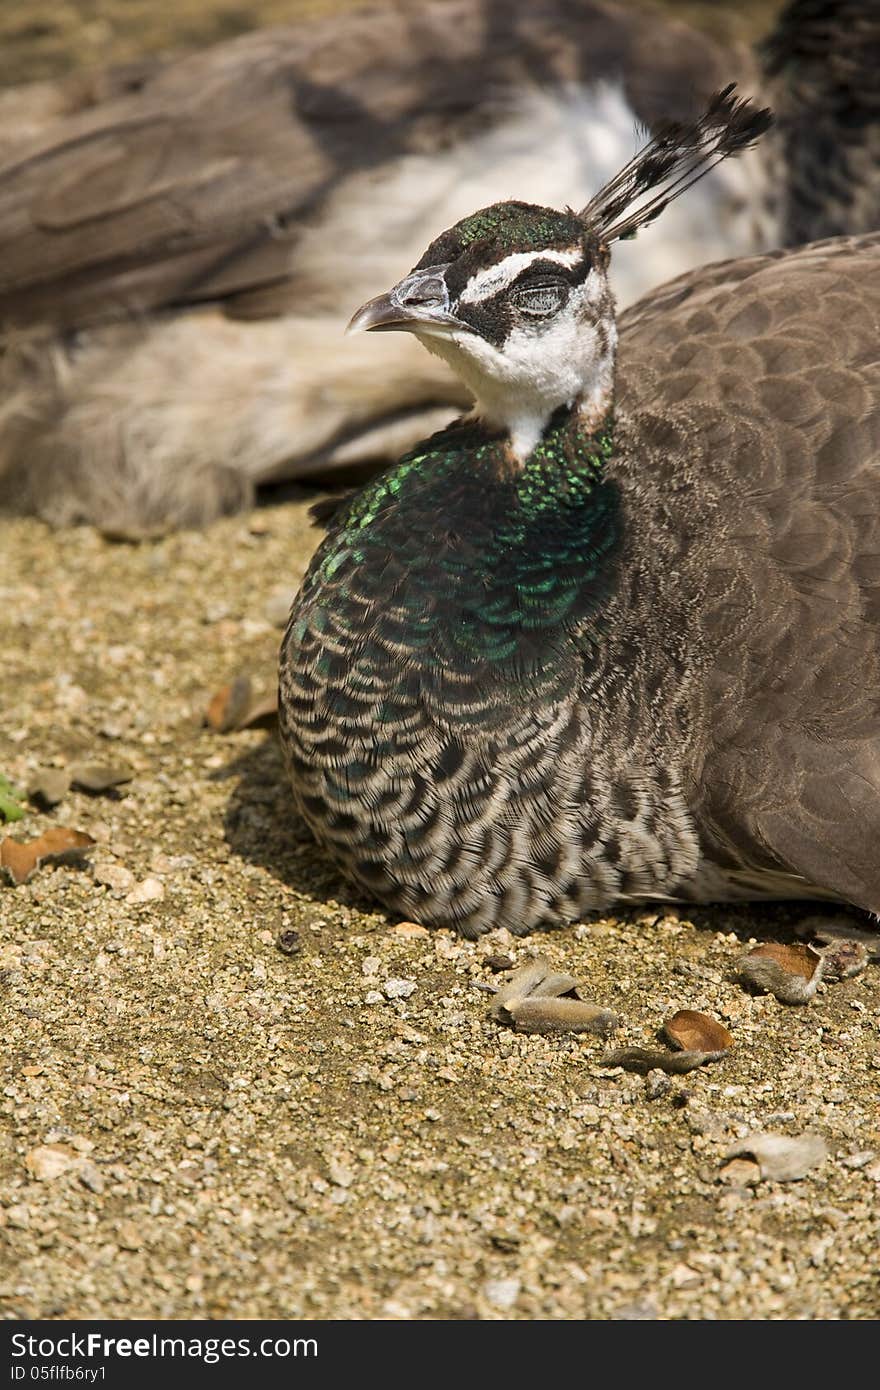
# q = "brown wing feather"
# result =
<box><xmin>619</xmin><ymin>232</ymin><xmax>880</xmax><ymax>911</ymax></box>
<box><xmin>0</xmin><ymin>0</ymin><xmax>732</xmax><ymax>332</ymax></box>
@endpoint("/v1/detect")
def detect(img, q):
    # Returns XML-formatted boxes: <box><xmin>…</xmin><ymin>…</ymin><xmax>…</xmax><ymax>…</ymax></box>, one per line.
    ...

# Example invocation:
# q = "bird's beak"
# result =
<box><xmin>347</xmin><ymin>264</ymin><xmax>458</xmax><ymax>335</ymax></box>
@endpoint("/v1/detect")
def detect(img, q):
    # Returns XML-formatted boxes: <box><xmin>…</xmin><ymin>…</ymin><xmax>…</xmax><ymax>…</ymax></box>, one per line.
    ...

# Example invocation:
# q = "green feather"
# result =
<box><xmin>307</xmin><ymin>409</ymin><xmax>622</xmax><ymax>680</ymax></box>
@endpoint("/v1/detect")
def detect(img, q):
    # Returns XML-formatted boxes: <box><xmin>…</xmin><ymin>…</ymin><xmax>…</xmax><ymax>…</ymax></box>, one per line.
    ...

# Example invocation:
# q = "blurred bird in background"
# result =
<box><xmin>0</xmin><ymin>0</ymin><xmax>875</xmax><ymax>534</ymax></box>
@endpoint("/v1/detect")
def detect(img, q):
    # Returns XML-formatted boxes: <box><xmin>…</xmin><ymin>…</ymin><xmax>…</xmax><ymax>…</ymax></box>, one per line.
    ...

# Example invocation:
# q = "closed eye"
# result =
<box><xmin>510</xmin><ymin>282</ymin><xmax>568</xmax><ymax>317</ymax></box>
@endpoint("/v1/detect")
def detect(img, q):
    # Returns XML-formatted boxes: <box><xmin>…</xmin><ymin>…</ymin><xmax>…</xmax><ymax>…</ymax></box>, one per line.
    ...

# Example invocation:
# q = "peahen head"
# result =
<box><xmin>349</xmin><ymin>85</ymin><xmax>772</xmax><ymax>462</ymax></box>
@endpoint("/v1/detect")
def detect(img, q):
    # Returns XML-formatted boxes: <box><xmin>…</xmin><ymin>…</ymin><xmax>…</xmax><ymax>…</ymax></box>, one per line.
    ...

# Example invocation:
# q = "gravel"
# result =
<box><xmin>2</xmin><ymin>502</ymin><xmax>879</xmax><ymax>1320</ymax></box>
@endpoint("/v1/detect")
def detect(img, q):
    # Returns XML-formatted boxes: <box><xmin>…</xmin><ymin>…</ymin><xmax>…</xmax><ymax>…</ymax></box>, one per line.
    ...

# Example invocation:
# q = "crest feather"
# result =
<box><xmin>579</xmin><ymin>84</ymin><xmax>773</xmax><ymax>244</ymax></box>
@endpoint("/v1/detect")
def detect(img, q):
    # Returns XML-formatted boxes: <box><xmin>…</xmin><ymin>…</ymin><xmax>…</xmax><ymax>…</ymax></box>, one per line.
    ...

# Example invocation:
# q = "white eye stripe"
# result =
<box><xmin>458</xmin><ymin>246</ymin><xmax>583</xmax><ymax>306</ymax></box>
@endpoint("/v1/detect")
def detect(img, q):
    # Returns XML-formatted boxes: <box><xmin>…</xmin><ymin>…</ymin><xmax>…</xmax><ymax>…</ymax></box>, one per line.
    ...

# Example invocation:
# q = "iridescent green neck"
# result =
<box><xmin>313</xmin><ymin>407</ymin><xmax>622</xmax><ymax>675</ymax></box>
<box><xmin>503</xmin><ymin>411</ymin><xmax>614</xmax><ymax>521</ymax></box>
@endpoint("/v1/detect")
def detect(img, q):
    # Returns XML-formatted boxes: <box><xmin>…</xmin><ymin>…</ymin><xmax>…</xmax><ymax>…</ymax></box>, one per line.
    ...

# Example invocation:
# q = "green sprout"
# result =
<box><xmin>0</xmin><ymin>773</ymin><xmax>26</xmax><ymax>822</ymax></box>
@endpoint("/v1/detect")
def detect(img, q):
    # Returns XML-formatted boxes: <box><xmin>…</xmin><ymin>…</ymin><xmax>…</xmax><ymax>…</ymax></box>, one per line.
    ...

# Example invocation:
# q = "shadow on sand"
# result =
<box><xmin>217</xmin><ymin>729</ymin><xmax>381</xmax><ymax>915</ymax></box>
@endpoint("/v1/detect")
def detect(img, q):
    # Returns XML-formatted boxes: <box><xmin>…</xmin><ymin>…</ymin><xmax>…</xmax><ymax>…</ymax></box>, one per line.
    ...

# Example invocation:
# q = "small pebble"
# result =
<box><xmin>79</xmin><ymin>1164</ymin><xmax>106</xmax><ymax>1194</ymax></box>
<box><xmin>392</xmin><ymin>921</ymin><xmax>430</xmax><ymax>938</ymax></box>
<box><xmin>116</xmin><ymin>1221</ymin><xmax>144</xmax><ymax>1251</ymax></box>
<box><xmin>383</xmin><ymin>978</ymin><xmax>416</xmax><ymax>1000</ymax></box>
<box><xmin>611</xmin><ymin>1299</ymin><xmax>658</xmax><ymax>1320</ymax></box>
<box><xmin>125</xmin><ymin>877</ymin><xmax>165</xmax><ymax>905</ymax></box>
<box><xmin>719</xmin><ymin>1157</ymin><xmax>761</xmax><ymax>1187</ymax></box>
<box><xmin>264</xmin><ymin>588</ymin><xmax>297</xmax><ymax>628</ymax></box>
<box><xmin>839</xmin><ymin>1150</ymin><xmax>875</xmax><ymax>1170</ymax></box>
<box><xmin>482</xmin><ymin>1277</ymin><xmax>520</xmax><ymax>1312</ymax></box>
<box><xmin>28</xmin><ymin>768</ymin><xmax>72</xmax><ymax>808</ymax></box>
<box><xmin>484</xmin><ymin>953</ymin><xmax>514</xmax><ymax>972</ymax></box>
<box><xmin>150</xmin><ymin>853</ymin><xmax>194</xmax><ymax>874</ymax></box>
<box><xmin>645</xmin><ymin>1070</ymin><xmax>671</xmax><ymax>1100</ymax></box>
<box><xmin>327</xmin><ymin>1161</ymin><xmax>355</xmax><ymax>1189</ymax></box>
<box><xmin>94</xmin><ymin>862</ymin><xmax>136</xmax><ymax>894</ymax></box>
<box><xmin>25</xmin><ymin>1145</ymin><xmax>80</xmax><ymax>1182</ymax></box>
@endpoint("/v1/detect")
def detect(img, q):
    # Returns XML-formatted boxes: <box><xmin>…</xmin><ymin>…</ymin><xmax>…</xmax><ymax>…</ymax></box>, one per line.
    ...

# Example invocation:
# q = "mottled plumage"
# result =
<box><xmin>280</xmin><ymin>403</ymin><xmax>700</xmax><ymax>934</ymax></box>
<box><xmin>280</xmin><ymin>219</ymin><xmax>880</xmax><ymax>934</ymax></box>
<box><xmin>619</xmin><ymin>232</ymin><xmax>880</xmax><ymax>916</ymax></box>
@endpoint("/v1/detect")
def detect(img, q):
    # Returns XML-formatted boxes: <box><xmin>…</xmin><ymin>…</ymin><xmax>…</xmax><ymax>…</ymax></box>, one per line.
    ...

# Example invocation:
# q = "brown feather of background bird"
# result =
<box><xmin>0</xmin><ymin>0</ymin><xmax>875</xmax><ymax>534</ymax></box>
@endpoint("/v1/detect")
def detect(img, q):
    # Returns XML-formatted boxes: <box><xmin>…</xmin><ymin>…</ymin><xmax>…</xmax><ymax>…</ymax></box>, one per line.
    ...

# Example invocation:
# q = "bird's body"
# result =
<box><xmin>280</xmin><ymin>404</ymin><xmax>700</xmax><ymax>935</ymax></box>
<box><xmin>279</xmin><ymin>93</ymin><xmax>880</xmax><ymax>935</ymax></box>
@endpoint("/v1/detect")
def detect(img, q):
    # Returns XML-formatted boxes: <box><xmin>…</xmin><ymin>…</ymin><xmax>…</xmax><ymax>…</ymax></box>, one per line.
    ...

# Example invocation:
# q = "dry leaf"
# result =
<box><xmin>205</xmin><ymin>676</ymin><xmax>276</xmax><ymax>732</ymax></box>
<box><xmin>1</xmin><ymin>827</ymin><xmax>96</xmax><ymax>886</ymax></box>
<box><xmin>69</xmin><ymin>761</ymin><xmax>133</xmax><ymax>793</ymax></box>
<box><xmin>205</xmin><ymin>675</ymin><xmax>253</xmax><ymax>733</ymax></box>
<box><xmin>490</xmin><ymin>957</ymin><xmax>556</xmax><ymax>1019</ymax></box>
<box><xmin>820</xmin><ymin>939</ymin><xmax>869</xmax><ymax>982</ymax></box>
<box><xmin>116</xmin><ymin>1220</ymin><xmax>144</xmax><ymax>1251</ymax></box>
<box><xmin>725</xmin><ymin>1132</ymin><xmax>827</xmax><ymax>1182</ymax></box>
<box><xmin>236</xmin><ymin>691</ymin><xmax>278</xmax><ymax>730</ymax></box>
<box><xmin>664</xmin><ymin>1010</ymin><xmax>733</xmax><ymax>1054</ymax></box>
<box><xmin>739</xmin><ymin>942</ymin><xmax>823</xmax><ymax>1004</ymax></box>
<box><xmin>489</xmin><ymin>955</ymin><xmax>617</xmax><ymax>1035</ymax></box>
<box><xmin>509</xmin><ymin>997</ymin><xmax>618</xmax><ymax>1036</ymax></box>
<box><xmin>28</xmin><ymin>767</ymin><xmax>72</xmax><ymax>808</ymax></box>
<box><xmin>392</xmin><ymin>921</ymin><xmax>430</xmax><ymax>938</ymax></box>
<box><xmin>601</xmin><ymin>1046</ymin><xmax>725</xmax><ymax>1075</ymax></box>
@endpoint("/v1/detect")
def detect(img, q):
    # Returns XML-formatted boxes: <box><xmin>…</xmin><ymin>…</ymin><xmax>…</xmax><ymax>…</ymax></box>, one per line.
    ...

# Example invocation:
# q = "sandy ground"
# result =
<box><xmin>1</xmin><ymin>0</ymin><xmax>878</xmax><ymax>1326</ymax></box>
<box><xmin>1</xmin><ymin>506</ymin><xmax>879</xmax><ymax>1321</ymax></box>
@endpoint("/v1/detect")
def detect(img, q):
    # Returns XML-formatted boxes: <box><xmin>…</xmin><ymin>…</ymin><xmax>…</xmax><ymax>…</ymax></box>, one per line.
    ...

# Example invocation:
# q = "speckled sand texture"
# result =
<box><xmin>1</xmin><ymin>505</ymin><xmax>879</xmax><ymax>1321</ymax></box>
